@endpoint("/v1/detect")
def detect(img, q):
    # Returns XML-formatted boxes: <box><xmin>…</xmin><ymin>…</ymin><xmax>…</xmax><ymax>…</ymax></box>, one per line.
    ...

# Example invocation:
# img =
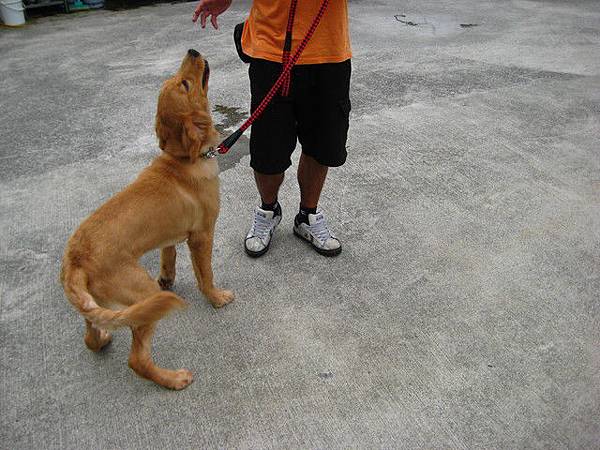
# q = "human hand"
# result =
<box><xmin>192</xmin><ymin>0</ymin><xmax>232</xmax><ymax>29</ymax></box>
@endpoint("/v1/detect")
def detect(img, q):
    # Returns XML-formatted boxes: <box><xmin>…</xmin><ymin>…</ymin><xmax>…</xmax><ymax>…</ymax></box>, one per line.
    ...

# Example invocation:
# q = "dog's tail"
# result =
<box><xmin>61</xmin><ymin>266</ymin><xmax>186</xmax><ymax>330</ymax></box>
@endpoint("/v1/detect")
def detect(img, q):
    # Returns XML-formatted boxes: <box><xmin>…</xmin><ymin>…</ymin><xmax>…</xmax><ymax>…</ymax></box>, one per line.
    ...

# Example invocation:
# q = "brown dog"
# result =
<box><xmin>60</xmin><ymin>49</ymin><xmax>233</xmax><ymax>390</ymax></box>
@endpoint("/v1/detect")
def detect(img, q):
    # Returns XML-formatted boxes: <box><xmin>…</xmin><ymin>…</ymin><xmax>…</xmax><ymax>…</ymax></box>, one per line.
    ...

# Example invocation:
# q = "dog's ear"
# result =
<box><xmin>181</xmin><ymin>117</ymin><xmax>206</xmax><ymax>163</ymax></box>
<box><xmin>155</xmin><ymin>113</ymin><xmax>170</xmax><ymax>150</ymax></box>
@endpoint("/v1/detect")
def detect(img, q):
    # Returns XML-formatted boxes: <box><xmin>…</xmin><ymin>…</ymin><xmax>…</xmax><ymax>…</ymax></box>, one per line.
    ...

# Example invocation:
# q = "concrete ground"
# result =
<box><xmin>1</xmin><ymin>0</ymin><xmax>599</xmax><ymax>448</ymax></box>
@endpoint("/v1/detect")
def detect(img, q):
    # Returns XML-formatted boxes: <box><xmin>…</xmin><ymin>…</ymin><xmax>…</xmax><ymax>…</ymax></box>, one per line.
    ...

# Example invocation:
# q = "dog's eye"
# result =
<box><xmin>181</xmin><ymin>80</ymin><xmax>190</xmax><ymax>91</ymax></box>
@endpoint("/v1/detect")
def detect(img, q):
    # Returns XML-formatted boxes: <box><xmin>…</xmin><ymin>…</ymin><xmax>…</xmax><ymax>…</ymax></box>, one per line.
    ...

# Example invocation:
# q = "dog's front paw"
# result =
<box><xmin>206</xmin><ymin>289</ymin><xmax>235</xmax><ymax>308</ymax></box>
<box><xmin>167</xmin><ymin>369</ymin><xmax>194</xmax><ymax>390</ymax></box>
<box><xmin>157</xmin><ymin>277</ymin><xmax>174</xmax><ymax>291</ymax></box>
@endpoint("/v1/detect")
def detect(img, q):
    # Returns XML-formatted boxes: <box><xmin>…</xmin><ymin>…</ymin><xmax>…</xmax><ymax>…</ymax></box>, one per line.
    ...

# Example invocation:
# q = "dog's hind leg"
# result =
<box><xmin>94</xmin><ymin>264</ymin><xmax>162</xmax><ymax>306</ymax></box>
<box><xmin>157</xmin><ymin>246</ymin><xmax>176</xmax><ymax>290</ymax></box>
<box><xmin>110</xmin><ymin>265</ymin><xmax>192</xmax><ymax>390</ymax></box>
<box><xmin>84</xmin><ymin>319</ymin><xmax>112</xmax><ymax>352</ymax></box>
<box><xmin>128</xmin><ymin>323</ymin><xmax>193</xmax><ymax>390</ymax></box>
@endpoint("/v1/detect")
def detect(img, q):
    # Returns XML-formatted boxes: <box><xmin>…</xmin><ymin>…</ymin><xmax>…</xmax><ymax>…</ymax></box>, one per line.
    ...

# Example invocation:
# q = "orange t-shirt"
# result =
<box><xmin>241</xmin><ymin>0</ymin><xmax>352</xmax><ymax>65</ymax></box>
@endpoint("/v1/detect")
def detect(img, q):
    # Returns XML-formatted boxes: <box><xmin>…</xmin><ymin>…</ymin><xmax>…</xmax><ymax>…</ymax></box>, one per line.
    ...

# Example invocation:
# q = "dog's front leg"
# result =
<box><xmin>187</xmin><ymin>231</ymin><xmax>234</xmax><ymax>308</ymax></box>
<box><xmin>158</xmin><ymin>246</ymin><xmax>176</xmax><ymax>290</ymax></box>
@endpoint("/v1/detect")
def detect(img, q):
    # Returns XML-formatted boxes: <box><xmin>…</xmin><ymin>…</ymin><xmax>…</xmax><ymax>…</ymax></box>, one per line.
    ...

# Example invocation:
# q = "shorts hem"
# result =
<box><xmin>250</xmin><ymin>159</ymin><xmax>291</xmax><ymax>175</ymax></box>
<box><xmin>301</xmin><ymin>149</ymin><xmax>347</xmax><ymax>168</ymax></box>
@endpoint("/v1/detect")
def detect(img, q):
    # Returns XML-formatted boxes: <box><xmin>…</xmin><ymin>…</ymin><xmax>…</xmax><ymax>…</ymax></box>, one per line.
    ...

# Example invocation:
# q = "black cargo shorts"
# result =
<box><xmin>248</xmin><ymin>58</ymin><xmax>352</xmax><ymax>174</ymax></box>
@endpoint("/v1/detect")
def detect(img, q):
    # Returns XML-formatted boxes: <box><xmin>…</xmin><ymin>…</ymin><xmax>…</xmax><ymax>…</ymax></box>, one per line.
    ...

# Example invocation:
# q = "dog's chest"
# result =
<box><xmin>174</xmin><ymin>172</ymin><xmax>220</xmax><ymax>232</ymax></box>
<box><xmin>189</xmin><ymin>158</ymin><xmax>219</xmax><ymax>180</ymax></box>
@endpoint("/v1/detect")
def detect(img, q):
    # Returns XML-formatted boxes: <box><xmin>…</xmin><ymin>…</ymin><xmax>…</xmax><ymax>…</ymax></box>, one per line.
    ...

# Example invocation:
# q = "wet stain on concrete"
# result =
<box><xmin>213</xmin><ymin>104</ymin><xmax>247</xmax><ymax>133</ymax></box>
<box><xmin>212</xmin><ymin>104</ymin><xmax>250</xmax><ymax>172</ymax></box>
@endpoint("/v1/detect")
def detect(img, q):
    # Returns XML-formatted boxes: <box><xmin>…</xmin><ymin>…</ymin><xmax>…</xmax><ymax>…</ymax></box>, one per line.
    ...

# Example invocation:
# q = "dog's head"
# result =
<box><xmin>155</xmin><ymin>49</ymin><xmax>218</xmax><ymax>163</ymax></box>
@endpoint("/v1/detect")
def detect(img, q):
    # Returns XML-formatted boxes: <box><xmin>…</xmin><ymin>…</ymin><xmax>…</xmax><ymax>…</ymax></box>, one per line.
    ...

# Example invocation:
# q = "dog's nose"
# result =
<box><xmin>188</xmin><ymin>49</ymin><xmax>200</xmax><ymax>58</ymax></box>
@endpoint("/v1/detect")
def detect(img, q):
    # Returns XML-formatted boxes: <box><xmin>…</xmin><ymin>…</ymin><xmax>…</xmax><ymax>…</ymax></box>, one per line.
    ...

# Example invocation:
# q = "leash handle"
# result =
<box><xmin>217</xmin><ymin>129</ymin><xmax>243</xmax><ymax>154</ymax></box>
<box><xmin>280</xmin><ymin>0</ymin><xmax>298</xmax><ymax>97</ymax></box>
<box><xmin>217</xmin><ymin>0</ymin><xmax>330</xmax><ymax>155</ymax></box>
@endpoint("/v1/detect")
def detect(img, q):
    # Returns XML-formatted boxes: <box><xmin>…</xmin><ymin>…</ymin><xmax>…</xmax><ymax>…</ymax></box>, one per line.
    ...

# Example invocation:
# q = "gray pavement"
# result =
<box><xmin>1</xmin><ymin>0</ymin><xmax>599</xmax><ymax>448</ymax></box>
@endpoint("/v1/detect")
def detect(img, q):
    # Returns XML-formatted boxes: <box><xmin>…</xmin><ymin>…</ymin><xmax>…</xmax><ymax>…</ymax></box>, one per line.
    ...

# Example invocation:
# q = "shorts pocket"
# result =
<box><xmin>338</xmin><ymin>98</ymin><xmax>351</xmax><ymax>151</ymax></box>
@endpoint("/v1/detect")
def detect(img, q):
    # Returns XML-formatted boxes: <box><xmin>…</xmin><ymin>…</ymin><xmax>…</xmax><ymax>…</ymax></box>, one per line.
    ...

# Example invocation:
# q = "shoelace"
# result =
<box><xmin>308</xmin><ymin>217</ymin><xmax>333</xmax><ymax>244</ymax></box>
<box><xmin>250</xmin><ymin>213</ymin><xmax>273</xmax><ymax>240</ymax></box>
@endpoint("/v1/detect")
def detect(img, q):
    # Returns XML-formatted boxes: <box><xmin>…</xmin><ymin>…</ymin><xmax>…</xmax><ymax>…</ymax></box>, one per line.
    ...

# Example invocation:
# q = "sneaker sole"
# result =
<box><xmin>293</xmin><ymin>228</ymin><xmax>342</xmax><ymax>257</ymax></box>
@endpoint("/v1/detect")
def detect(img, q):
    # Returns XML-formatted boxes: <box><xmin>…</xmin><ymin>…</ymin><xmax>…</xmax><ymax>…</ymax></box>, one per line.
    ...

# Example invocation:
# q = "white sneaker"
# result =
<box><xmin>293</xmin><ymin>210</ymin><xmax>342</xmax><ymax>257</ymax></box>
<box><xmin>244</xmin><ymin>205</ymin><xmax>282</xmax><ymax>257</ymax></box>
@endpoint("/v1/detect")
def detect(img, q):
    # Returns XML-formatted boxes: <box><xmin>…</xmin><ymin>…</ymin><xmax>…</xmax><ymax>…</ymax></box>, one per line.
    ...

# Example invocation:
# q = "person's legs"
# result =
<box><xmin>245</xmin><ymin>59</ymin><xmax>296</xmax><ymax>257</ymax></box>
<box><xmin>297</xmin><ymin>153</ymin><xmax>328</xmax><ymax>210</ymax></box>
<box><xmin>245</xmin><ymin>58</ymin><xmax>351</xmax><ymax>257</ymax></box>
<box><xmin>255</xmin><ymin>171</ymin><xmax>285</xmax><ymax>205</ymax></box>
<box><xmin>293</xmin><ymin>60</ymin><xmax>352</xmax><ymax>256</ymax></box>
<box><xmin>294</xmin><ymin>149</ymin><xmax>342</xmax><ymax>258</ymax></box>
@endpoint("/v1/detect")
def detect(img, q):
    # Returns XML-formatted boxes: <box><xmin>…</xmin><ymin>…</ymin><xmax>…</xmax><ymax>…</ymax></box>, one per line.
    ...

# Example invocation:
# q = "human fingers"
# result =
<box><xmin>192</xmin><ymin>0</ymin><xmax>205</xmax><ymax>23</ymax></box>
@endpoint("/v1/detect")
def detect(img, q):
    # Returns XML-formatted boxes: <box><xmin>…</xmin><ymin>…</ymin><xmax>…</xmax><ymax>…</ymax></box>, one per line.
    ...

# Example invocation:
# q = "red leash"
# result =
<box><xmin>214</xmin><ymin>0</ymin><xmax>330</xmax><ymax>156</ymax></box>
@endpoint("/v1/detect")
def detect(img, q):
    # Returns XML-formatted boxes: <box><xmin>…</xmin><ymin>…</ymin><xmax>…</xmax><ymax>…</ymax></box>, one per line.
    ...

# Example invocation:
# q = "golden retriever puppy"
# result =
<box><xmin>60</xmin><ymin>49</ymin><xmax>233</xmax><ymax>390</ymax></box>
